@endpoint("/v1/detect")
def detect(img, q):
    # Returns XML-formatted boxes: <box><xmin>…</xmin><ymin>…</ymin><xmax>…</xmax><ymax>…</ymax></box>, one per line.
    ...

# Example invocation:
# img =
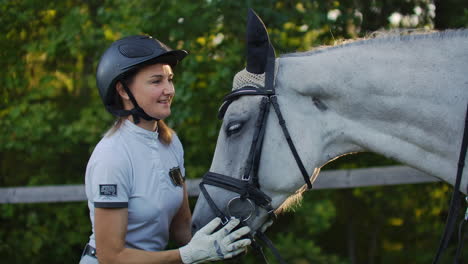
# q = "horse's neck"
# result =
<box><xmin>278</xmin><ymin>31</ymin><xmax>468</xmax><ymax>192</ymax></box>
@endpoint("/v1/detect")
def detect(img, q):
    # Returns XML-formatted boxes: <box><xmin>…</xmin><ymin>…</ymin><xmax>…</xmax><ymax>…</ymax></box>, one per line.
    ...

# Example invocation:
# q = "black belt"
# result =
<box><xmin>81</xmin><ymin>244</ymin><xmax>97</xmax><ymax>259</ymax></box>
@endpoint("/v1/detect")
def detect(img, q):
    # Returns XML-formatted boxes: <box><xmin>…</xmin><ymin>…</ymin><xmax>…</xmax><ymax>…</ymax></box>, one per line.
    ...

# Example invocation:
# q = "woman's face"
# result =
<box><xmin>128</xmin><ymin>63</ymin><xmax>175</xmax><ymax>120</ymax></box>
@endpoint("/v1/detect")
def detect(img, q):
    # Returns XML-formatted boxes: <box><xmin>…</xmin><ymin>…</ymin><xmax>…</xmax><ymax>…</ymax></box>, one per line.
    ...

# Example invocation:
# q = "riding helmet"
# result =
<box><xmin>96</xmin><ymin>35</ymin><xmax>188</xmax><ymax>119</ymax></box>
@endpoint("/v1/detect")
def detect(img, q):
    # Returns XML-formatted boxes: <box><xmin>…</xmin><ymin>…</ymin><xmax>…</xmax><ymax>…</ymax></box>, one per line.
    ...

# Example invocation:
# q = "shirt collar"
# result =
<box><xmin>121</xmin><ymin>119</ymin><xmax>159</xmax><ymax>141</ymax></box>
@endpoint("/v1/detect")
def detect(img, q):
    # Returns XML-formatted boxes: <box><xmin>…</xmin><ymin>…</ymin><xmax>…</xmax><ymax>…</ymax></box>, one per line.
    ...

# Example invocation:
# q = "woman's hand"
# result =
<box><xmin>179</xmin><ymin>217</ymin><xmax>251</xmax><ymax>264</ymax></box>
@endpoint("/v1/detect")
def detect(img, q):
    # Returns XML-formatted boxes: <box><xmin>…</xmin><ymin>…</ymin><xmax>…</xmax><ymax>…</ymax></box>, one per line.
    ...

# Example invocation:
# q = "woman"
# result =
<box><xmin>80</xmin><ymin>35</ymin><xmax>251</xmax><ymax>264</ymax></box>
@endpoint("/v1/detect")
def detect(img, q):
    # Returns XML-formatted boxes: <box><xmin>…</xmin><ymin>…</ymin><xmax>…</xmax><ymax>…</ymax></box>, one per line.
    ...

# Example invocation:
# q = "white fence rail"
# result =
<box><xmin>0</xmin><ymin>166</ymin><xmax>440</xmax><ymax>204</ymax></box>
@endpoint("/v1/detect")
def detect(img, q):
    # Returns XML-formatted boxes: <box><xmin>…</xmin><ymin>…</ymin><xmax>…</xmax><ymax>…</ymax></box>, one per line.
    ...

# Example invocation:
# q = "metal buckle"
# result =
<box><xmin>221</xmin><ymin>216</ymin><xmax>230</xmax><ymax>226</ymax></box>
<box><xmin>227</xmin><ymin>196</ymin><xmax>255</xmax><ymax>222</ymax></box>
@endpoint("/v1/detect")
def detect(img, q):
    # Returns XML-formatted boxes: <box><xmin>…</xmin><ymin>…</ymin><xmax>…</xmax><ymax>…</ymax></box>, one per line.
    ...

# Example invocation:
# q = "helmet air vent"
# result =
<box><xmin>118</xmin><ymin>44</ymin><xmax>154</xmax><ymax>58</ymax></box>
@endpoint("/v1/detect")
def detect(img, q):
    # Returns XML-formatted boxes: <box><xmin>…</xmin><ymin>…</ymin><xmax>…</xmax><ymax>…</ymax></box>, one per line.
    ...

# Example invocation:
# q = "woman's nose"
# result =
<box><xmin>163</xmin><ymin>83</ymin><xmax>175</xmax><ymax>95</ymax></box>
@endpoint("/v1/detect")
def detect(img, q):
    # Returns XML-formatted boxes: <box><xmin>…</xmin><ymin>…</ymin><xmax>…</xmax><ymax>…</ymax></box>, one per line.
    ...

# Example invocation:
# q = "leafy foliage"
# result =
<box><xmin>1</xmin><ymin>0</ymin><xmax>467</xmax><ymax>263</ymax></box>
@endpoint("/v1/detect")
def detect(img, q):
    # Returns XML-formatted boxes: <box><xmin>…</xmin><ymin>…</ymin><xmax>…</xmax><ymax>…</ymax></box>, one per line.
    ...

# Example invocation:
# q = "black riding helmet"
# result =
<box><xmin>96</xmin><ymin>35</ymin><xmax>188</xmax><ymax>123</ymax></box>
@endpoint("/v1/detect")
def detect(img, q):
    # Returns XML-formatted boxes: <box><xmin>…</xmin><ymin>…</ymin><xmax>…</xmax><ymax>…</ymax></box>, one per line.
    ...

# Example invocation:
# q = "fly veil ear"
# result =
<box><xmin>218</xmin><ymin>9</ymin><xmax>277</xmax><ymax>119</ymax></box>
<box><xmin>246</xmin><ymin>9</ymin><xmax>275</xmax><ymax>74</ymax></box>
<box><xmin>246</xmin><ymin>8</ymin><xmax>276</xmax><ymax>93</ymax></box>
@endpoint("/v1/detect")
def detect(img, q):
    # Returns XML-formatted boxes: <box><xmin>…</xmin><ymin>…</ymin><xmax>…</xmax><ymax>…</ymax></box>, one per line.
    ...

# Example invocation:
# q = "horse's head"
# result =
<box><xmin>192</xmin><ymin>9</ymin><xmax>324</xmax><ymax>234</ymax></box>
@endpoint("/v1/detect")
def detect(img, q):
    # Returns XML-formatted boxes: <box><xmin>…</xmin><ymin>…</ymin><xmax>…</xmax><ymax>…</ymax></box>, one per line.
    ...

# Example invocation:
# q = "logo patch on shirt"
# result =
<box><xmin>169</xmin><ymin>167</ymin><xmax>184</xmax><ymax>187</ymax></box>
<box><xmin>99</xmin><ymin>184</ymin><xmax>117</xmax><ymax>196</ymax></box>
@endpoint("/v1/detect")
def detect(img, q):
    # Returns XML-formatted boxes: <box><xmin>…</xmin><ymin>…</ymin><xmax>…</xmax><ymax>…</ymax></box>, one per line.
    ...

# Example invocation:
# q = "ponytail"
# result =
<box><xmin>157</xmin><ymin>120</ymin><xmax>173</xmax><ymax>145</ymax></box>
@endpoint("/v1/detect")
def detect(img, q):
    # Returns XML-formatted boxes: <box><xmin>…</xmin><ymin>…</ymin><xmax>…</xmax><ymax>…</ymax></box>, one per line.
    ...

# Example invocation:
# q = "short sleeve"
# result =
<box><xmin>86</xmin><ymin>152</ymin><xmax>132</xmax><ymax>208</ymax></box>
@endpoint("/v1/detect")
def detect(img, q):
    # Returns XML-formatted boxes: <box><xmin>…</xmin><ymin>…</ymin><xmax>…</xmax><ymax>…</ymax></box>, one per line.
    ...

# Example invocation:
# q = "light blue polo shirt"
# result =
<box><xmin>84</xmin><ymin>120</ymin><xmax>185</xmax><ymax>251</ymax></box>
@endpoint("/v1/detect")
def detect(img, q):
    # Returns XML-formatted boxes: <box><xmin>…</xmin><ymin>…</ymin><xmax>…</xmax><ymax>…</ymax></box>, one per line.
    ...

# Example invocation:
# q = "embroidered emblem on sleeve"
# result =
<box><xmin>169</xmin><ymin>167</ymin><xmax>184</xmax><ymax>187</ymax></box>
<box><xmin>99</xmin><ymin>184</ymin><xmax>117</xmax><ymax>196</ymax></box>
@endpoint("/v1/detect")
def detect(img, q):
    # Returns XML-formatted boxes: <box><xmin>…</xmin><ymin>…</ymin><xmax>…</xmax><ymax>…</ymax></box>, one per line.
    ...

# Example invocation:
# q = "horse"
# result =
<box><xmin>191</xmin><ymin>9</ymin><xmax>468</xmax><ymax>253</ymax></box>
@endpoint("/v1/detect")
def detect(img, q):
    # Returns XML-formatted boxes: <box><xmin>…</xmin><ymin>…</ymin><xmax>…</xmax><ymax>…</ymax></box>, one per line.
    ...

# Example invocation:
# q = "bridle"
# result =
<box><xmin>199</xmin><ymin>87</ymin><xmax>314</xmax><ymax>221</ymax></box>
<box><xmin>198</xmin><ymin>55</ymin><xmax>313</xmax><ymax>263</ymax></box>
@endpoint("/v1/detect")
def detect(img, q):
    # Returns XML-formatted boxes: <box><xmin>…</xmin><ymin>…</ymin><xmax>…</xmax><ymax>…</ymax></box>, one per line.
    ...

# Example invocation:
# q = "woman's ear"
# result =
<box><xmin>116</xmin><ymin>81</ymin><xmax>130</xmax><ymax>100</ymax></box>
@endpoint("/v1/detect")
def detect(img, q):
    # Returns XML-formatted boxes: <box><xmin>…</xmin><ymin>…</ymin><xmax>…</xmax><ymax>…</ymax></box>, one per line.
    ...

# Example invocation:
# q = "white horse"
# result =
<box><xmin>191</xmin><ymin>11</ymin><xmax>468</xmax><ymax>236</ymax></box>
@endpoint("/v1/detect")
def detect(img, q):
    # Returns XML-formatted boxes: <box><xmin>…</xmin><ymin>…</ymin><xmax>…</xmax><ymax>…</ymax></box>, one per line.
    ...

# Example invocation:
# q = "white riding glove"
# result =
<box><xmin>179</xmin><ymin>217</ymin><xmax>251</xmax><ymax>264</ymax></box>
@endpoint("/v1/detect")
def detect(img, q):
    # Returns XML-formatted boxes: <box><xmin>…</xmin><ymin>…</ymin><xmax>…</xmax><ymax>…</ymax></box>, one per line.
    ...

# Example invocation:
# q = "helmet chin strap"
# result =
<box><xmin>109</xmin><ymin>82</ymin><xmax>160</xmax><ymax>124</ymax></box>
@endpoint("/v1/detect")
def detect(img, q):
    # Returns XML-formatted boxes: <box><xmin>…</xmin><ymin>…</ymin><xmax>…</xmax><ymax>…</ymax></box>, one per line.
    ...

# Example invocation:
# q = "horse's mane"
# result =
<box><xmin>281</xmin><ymin>29</ymin><xmax>468</xmax><ymax>58</ymax></box>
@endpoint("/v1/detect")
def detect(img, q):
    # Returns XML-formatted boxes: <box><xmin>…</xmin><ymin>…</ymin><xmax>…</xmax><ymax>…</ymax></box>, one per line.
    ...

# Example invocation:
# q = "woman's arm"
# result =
<box><xmin>94</xmin><ymin>208</ymin><xmax>183</xmax><ymax>264</ymax></box>
<box><xmin>169</xmin><ymin>183</ymin><xmax>192</xmax><ymax>246</ymax></box>
<box><xmin>95</xmin><ymin>192</ymin><xmax>251</xmax><ymax>264</ymax></box>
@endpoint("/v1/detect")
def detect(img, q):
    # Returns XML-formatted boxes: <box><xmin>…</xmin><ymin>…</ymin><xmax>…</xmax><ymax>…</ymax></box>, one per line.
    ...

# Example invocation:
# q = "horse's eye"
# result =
<box><xmin>226</xmin><ymin>121</ymin><xmax>243</xmax><ymax>136</ymax></box>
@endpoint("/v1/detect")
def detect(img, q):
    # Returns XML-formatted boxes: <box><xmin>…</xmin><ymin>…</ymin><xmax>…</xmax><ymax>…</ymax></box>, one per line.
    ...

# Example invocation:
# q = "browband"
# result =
<box><xmin>218</xmin><ymin>86</ymin><xmax>274</xmax><ymax>119</ymax></box>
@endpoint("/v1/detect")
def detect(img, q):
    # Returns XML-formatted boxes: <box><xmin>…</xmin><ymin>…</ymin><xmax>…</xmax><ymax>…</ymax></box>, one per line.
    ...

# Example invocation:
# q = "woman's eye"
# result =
<box><xmin>226</xmin><ymin>122</ymin><xmax>243</xmax><ymax>136</ymax></box>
